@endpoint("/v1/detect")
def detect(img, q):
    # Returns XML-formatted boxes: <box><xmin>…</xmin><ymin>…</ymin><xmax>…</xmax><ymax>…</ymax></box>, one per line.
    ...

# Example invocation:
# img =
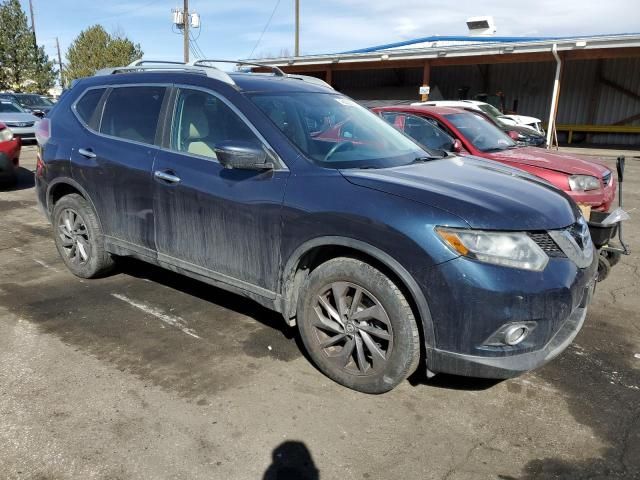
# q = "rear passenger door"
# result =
<box><xmin>152</xmin><ymin>87</ymin><xmax>289</xmax><ymax>295</ymax></box>
<box><xmin>71</xmin><ymin>85</ymin><xmax>168</xmax><ymax>254</ymax></box>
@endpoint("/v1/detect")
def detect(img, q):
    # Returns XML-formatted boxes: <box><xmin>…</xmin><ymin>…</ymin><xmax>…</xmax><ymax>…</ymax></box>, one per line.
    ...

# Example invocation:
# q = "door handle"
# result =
<box><xmin>78</xmin><ymin>148</ymin><xmax>96</xmax><ymax>159</ymax></box>
<box><xmin>154</xmin><ymin>170</ymin><xmax>181</xmax><ymax>184</ymax></box>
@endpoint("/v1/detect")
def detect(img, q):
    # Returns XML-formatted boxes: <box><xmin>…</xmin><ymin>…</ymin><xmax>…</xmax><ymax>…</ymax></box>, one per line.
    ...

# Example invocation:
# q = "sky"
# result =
<box><xmin>26</xmin><ymin>0</ymin><xmax>640</xmax><ymax>65</ymax></box>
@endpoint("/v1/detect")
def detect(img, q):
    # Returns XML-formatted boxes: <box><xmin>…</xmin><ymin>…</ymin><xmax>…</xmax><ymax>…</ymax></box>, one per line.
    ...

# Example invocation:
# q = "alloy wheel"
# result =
<box><xmin>312</xmin><ymin>282</ymin><xmax>393</xmax><ymax>376</ymax></box>
<box><xmin>57</xmin><ymin>208</ymin><xmax>91</xmax><ymax>265</ymax></box>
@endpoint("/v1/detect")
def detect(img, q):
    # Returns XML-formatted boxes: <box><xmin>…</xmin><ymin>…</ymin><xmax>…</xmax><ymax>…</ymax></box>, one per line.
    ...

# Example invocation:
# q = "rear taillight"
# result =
<box><xmin>35</xmin><ymin>118</ymin><xmax>50</xmax><ymax>146</ymax></box>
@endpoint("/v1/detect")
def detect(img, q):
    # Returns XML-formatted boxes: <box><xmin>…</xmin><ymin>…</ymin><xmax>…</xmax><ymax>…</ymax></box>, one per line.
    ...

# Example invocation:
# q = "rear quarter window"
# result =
<box><xmin>74</xmin><ymin>88</ymin><xmax>106</xmax><ymax>128</ymax></box>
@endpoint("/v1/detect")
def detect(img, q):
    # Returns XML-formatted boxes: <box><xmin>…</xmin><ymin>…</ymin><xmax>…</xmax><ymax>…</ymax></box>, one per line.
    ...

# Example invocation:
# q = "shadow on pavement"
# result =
<box><xmin>408</xmin><ymin>369</ymin><xmax>502</xmax><ymax>391</ymax></box>
<box><xmin>263</xmin><ymin>441</ymin><xmax>319</xmax><ymax>480</ymax></box>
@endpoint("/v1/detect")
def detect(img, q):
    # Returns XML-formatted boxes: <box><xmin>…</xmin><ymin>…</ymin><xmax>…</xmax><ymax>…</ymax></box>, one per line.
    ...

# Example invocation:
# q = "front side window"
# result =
<box><xmin>100</xmin><ymin>86</ymin><xmax>166</xmax><ymax>144</ymax></box>
<box><xmin>445</xmin><ymin>112</ymin><xmax>516</xmax><ymax>153</ymax></box>
<box><xmin>249</xmin><ymin>92</ymin><xmax>428</xmax><ymax>169</ymax></box>
<box><xmin>171</xmin><ymin>89</ymin><xmax>259</xmax><ymax>160</ymax></box>
<box><xmin>75</xmin><ymin>88</ymin><xmax>106</xmax><ymax>127</ymax></box>
<box><xmin>381</xmin><ymin>112</ymin><xmax>455</xmax><ymax>152</ymax></box>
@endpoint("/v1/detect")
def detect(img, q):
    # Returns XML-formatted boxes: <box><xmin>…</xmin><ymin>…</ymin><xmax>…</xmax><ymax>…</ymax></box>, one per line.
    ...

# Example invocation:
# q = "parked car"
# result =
<box><xmin>412</xmin><ymin>99</ymin><xmax>545</xmax><ymax>134</ymax></box>
<box><xmin>0</xmin><ymin>121</ymin><xmax>21</xmax><ymax>185</ymax></box>
<box><xmin>36</xmin><ymin>60</ymin><xmax>597</xmax><ymax>393</ymax></box>
<box><xmin>0</xmin><ymin>100</ymin><xmax>39</xmax><ymax>142</ymax></box>
<box><xmin>464</xmin><ymin>108</ymin><xmax>546</xmax><ymax>147</ymax></box>
<box><xmin>12</xmin><ymin>93</ymin><xmax>55</xmax><ymax>117</ymax></box>
<box><xmin>374</xmin><ymin>106</ymin><xmax>615</xmax><ymax>212</ymax></box>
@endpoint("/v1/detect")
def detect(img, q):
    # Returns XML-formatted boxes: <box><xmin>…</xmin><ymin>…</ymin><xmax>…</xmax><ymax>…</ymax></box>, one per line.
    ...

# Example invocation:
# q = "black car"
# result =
<box><xmin>1</xmin><ymin>93</ymin><xmax>54</xmax><ymax>118</ymax></box>
<box><xmin>35</xmin><ymin>60</ymin><xmax>596</xmax><ymax>393</ymax></box>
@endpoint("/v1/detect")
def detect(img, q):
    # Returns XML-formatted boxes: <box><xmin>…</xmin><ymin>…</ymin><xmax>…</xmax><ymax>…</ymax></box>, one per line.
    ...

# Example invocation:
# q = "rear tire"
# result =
<box><xmin>297</xmin><ymin>257</ymin><xmax>420</xmax><ymax>394</ymax></box>
<box><xmin>52</xmin><ymin>194</ymin><xmax>114</xmax><ymax>278</ymax></box>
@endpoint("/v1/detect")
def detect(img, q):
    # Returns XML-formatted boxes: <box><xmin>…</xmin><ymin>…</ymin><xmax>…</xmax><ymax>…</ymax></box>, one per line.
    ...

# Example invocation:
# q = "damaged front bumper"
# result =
<box><xmin>421</xmin><ymin>253</ymin><xmax>598</xmax><ymax>379</ymax></box>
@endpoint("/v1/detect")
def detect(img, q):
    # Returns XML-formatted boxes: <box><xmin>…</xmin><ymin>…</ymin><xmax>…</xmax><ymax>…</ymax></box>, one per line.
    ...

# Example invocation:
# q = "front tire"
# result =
<box><xmin>52</xmin><ymin>194</ymin><xmax>114</xmax><ymax>278</ymax></box>
<box><xmin>297</xmin><ymin>257</ymin><xmax>420</xmax><ymax>394</ymax></box>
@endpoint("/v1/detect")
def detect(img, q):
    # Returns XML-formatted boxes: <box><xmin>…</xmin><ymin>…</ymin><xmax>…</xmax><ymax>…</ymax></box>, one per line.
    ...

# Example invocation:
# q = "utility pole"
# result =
<box><xmin>28</xmin><ymin>0</ymin><xmax>36</xmax><ymax>43</ymax></box>
<box><xmin>183</xmin><ymin>0</ymin><xmax>189</xmax><ymax>63</ymax></box>
<box><xmin>294</xmin><ymin>0</ymin><xmax>300</xmax><ymax>56</ymax></box>
<box><xmin>56</xmin><ymin>37</ymin><xmax>64</xmax><ymax>88</ymax></box>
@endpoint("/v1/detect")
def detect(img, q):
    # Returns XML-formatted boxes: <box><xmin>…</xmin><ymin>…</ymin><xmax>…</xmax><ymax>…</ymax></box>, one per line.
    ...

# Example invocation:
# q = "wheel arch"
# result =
<box><xmin>47</xmin><ymin>177</ymin><xmax>103</xmax><ymax>230</ymax></box>
<box><xmin>280</xmin><ymin>236</ymin><xmax>436</xmax><ymax>348</ymax></box>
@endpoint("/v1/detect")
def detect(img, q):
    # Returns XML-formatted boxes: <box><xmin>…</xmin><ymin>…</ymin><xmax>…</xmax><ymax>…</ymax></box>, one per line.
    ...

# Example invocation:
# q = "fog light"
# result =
<box><xmin>504</xmin><ymin>325</ymin><xmax>530</xmax><ymax>345</ymax></box>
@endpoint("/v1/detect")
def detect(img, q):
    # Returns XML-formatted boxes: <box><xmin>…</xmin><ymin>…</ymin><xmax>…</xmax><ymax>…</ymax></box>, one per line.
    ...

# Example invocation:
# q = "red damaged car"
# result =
<box><xmin>373</xmin><ymin>106</ymin><xmax>616</xmax><ymax>212</ymax></box>
<box><xmin>0</xmin><ymin>121</ymin><xmax>21</xmax><ymax>185</ymax></box>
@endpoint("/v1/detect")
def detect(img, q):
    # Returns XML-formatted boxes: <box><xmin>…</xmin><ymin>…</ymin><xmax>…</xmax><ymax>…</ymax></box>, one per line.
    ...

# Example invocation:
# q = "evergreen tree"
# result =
<box><xmin>0</xmin><ymin>0</ymin><xmax>55</xmax><ymax>93</ymax></box>
<box><xmin>64</xmin><ymin>25</ymin><xmax>143</xmax><ymax>83</ymax></box>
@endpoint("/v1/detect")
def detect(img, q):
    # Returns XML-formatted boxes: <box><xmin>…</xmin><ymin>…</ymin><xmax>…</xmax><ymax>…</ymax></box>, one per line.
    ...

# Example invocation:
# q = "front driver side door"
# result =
<box><xmin>152</xmin><ymin>87</ymin><xmax>289</xmax><ymax>297</ymax></box>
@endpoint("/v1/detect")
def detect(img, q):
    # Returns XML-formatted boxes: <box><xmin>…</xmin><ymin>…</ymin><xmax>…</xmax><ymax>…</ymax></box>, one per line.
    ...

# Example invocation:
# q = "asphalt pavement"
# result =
<box><xmin>1</xmin><ymin>146</ymin><xmax>638</xmax><ymax>480</ymax></box>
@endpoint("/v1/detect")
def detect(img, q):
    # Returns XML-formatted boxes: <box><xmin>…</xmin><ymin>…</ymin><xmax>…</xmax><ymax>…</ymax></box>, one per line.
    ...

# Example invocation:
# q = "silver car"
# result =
<box><xmin>0</xmin><ymin>100</ymin><xmax>39</xmax><ymax>141</ymax></box>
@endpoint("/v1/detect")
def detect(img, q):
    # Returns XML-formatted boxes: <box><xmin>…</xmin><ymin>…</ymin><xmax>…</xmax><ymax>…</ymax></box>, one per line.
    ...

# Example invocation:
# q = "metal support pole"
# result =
<box><xmin>294</xmin><ymin>0</ymin><xmax>300</xmax><ymax>56</ymax></box>
<box><xmin>546</xmin><ymin>44</ymin><xmax>562</xmax><ymax>149</ymax></box>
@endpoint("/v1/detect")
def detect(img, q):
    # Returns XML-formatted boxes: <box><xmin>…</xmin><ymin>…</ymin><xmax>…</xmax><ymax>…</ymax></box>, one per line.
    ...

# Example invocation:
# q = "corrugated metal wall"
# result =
<box><xmin>334</xmin><ymin>57</ymin><xmax>640</xmax><ymax>146</ymax></box>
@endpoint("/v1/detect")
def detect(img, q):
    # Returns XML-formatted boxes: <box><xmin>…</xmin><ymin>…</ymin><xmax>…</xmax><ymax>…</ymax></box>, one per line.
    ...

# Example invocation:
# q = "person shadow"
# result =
<box><xmin>263</xmin><ymin>441</ymin><xmax>319</xmax><ymax>480</ymax></box>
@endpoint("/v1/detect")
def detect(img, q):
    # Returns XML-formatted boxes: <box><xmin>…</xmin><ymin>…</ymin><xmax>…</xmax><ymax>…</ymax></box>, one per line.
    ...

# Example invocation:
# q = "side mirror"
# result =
<box><xmin>507</xmin><ymin>130</ymin><xmax>520</xmax><ymax>141</ymax></box>
<box><xmin>215</xmin><ymin>141</ymin><xmax>274</xmax><ymax>170</ymax></box>
<box><xmin>452</xmin><ymin>139</ymin><xmax>463</xmax><ymax>154</ymax></box>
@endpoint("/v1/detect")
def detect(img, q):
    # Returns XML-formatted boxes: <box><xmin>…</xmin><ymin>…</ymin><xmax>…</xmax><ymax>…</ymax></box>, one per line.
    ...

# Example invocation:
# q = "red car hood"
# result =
<box><xmin>489</xmin><ymin>147</ymin><xmax>610</xmax><ymax>177</ymax></box>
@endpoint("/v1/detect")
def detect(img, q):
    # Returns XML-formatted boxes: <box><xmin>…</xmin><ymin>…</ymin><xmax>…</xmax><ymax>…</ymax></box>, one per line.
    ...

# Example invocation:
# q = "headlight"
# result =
<box><xmin>0</xmin><ymin>128</ymin><xmax>13</xmax><ymax>142</ymax></box>
<box><xmin>568</xmin><ymin>175</ymin><xmax>600</xmax><ymax>191</ymax></box>
<box><xmin>436</xmin><ymin>227</ymin><xmax>549</xmax><ymax>271</ymax></box>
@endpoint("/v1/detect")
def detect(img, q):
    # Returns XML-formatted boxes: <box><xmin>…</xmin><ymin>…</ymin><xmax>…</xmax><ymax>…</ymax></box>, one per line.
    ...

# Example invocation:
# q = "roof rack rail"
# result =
<box><xmin>191</xmin><ymin>59</ymin><xmax>286</xmax><ymax>77</ymax></box>
<box><xmin>286</xmin><ymin>73</ymin><xmax>333</xmax><ymax>89</ymax></box>
<box><xmin>94</xmin><ymin>59</ymin><xmax>236</xmax><ymax>86</ymax></box>
<box><xmin>93</xmin><ymin>58</ymin><xmax>333</xmax><ymax>90</ymax></box>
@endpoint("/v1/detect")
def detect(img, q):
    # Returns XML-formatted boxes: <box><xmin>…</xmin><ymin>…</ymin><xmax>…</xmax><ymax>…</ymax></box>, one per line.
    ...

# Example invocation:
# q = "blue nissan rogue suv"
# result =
<box><xmin>35</xmin><ymin>60</ymin><xmax>597</xmax><ymax>393</ymax></box>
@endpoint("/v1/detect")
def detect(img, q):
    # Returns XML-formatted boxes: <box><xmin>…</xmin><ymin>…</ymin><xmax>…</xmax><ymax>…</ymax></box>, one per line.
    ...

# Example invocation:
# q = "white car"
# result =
<box><xmin>411</xmin><ymin>99</ymin><xmax>544</xmax><ymax>134</ymax></box>
<box><xmin>0</xmin><ymin>100</ymin><xmax>39</xmax><ymax>141</ymax></box>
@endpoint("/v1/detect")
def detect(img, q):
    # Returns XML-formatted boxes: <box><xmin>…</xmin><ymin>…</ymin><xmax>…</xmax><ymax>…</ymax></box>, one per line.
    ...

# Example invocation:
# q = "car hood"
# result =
<box><xmin>341</xmin><ymin>156</ymin><xmax>577</xmax><ymax>231</ymax></box>
<box><xmin>0</xmin><ymin>112</ymin><xmax>39</xmax><ymax>122</ymax></box>
<box><xmin>489</xmin><ymin>147</ymin><xmax>610</xmax><ymax>176</ymax></box>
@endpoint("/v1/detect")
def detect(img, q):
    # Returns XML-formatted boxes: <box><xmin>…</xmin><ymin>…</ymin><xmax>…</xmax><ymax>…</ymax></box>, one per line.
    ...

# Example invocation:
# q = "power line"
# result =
<box><xmin>247</xmin><ymin>0</ymin><xmax>281</xmax><ymax>59</ymax></box>
<box><xmin>95</xmin><ymin>0</ymin><xmax>158</xmax><ymax>22</ymax></box>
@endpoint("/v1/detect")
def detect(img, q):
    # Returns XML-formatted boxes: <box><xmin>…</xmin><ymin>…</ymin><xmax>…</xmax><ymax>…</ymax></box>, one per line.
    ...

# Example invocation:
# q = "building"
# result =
<box><xmin>258</xmin><ymin>33</ymin><xmax>640</xmax><ymax>146</ymax></box>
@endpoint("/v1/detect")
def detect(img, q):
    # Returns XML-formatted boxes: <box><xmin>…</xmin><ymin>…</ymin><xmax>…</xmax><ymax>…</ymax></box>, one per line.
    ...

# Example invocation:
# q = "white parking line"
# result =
<box><xmin>111</xmin><ymin>293</ymin><xmax>201</xmax><ymax>339</ymax></box>
<box><xmin>32</xmin><ymin>258</ymin><xmax>60</xmax><ymax>272</ymax></box>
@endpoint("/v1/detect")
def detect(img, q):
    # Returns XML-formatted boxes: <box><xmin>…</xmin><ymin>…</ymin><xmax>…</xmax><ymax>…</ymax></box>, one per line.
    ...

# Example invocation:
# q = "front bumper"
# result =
<box><xmin>420</xmin><ymin>252</ymin><xmax>597</xmax><ymax>379</ymax></box>
<box><xmin>427</xmin><ymin>281</ymin><xmax>593</xmax><ymax>378</ymax></box>
<box><xmin>7</xmin><ymin>126</ymin><xmax>36</xmax><ymax>141</ymax></box>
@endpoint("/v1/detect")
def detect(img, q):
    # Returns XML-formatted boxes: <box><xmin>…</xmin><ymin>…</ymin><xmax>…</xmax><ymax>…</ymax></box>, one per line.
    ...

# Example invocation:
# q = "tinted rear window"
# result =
<box><xmin>75</xmin><ymin>88</ymin><xmax>106</xmax><ymax>126</ymax></box>
<box><xmin>100</xmin><ymin>86</ymin><xmax>166</xmax><ymax>144</ymax></box>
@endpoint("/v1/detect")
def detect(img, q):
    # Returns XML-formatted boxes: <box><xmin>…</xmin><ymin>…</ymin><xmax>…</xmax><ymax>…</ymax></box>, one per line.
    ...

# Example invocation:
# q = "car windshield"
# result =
<box><xmin>446</xmin><ymin>112</ymin><xmax>516</xmax><ymax>152</ymax></box>
<box><xmin>0</xmin><ymin>101</ymin><xmax>24</xmax><ymax>113</ymax></box>
<box><xmin>249</xmin><ymin>92</ymin><xmax>430</xmax><ymax>169</ymax></box>
<box><xmin>18</xmin><ymin>95</ymin><xmax>53</xmax><ymax>107</ymax></box>
<box><xmin>17</xmin><ymin>94</ymin><xmax>52</xmax><ymax>106</ymax></box>
<box><xmin>477</xmin><ymin>103</ymin><xmax>504</xmax><ymax>119</ymax></box>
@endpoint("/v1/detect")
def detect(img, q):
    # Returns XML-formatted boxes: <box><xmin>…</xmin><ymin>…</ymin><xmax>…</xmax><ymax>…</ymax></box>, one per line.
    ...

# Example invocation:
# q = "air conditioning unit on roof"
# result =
<box><xmin>466</xmin><ymin>16</ymin><xmax>497</xmax><ymax>36</ymax></box>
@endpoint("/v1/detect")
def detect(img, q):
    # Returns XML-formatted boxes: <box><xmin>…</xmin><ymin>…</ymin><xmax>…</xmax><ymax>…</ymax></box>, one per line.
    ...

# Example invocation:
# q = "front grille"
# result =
<box><xmin>6</xmin><ymin>121</ymin><xmax>34</xmax><ymax>128</ymax></box>
<box><xmin>602</xmin><ymin>172</ymin><xmax>612</xmax><ymax>186</ymax></box>
<box><xmin>529</xmin><ymin>232</ymin><xmax>566</xmax><ymax>257</ymax></box>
